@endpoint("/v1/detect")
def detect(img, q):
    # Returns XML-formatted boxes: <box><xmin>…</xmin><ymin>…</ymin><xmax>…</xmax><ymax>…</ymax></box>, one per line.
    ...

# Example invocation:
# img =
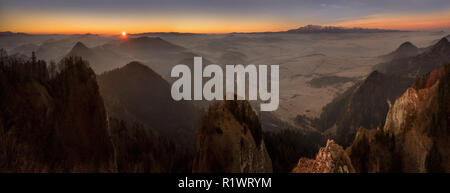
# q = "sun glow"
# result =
<box><xmin>121</xmin><ymin>31</ymin><xmax>127</xmax><ymax>37</ymax></box>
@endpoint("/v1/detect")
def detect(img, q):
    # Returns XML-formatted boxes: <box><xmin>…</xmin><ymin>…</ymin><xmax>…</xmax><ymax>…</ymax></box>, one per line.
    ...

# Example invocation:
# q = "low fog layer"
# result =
<box><xmin>1</xmin><ymin>30</ymin><xmax>447</xmax><ymax>124</ymax></box>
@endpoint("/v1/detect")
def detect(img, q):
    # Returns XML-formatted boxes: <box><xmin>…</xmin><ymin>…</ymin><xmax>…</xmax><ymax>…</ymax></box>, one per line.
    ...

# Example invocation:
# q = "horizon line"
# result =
<box><xmin>1</xmin><ymin>25</ymin><xmax>437</xmax><ymax>36</ymax></box>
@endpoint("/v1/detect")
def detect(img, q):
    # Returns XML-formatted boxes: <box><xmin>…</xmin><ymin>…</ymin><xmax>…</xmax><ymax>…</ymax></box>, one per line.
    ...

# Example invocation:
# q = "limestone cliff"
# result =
<box><xmin>382</xmin><ymin>64</ymin><xmax>449</xmax><ymax>172</ymax></box>
<box><xmin>319</xmin><ymin>37</ymin><xmax>450</xmax><ymax>147</ymax></box>
<box><xmin>192</xmin><ymin>100</ymin><xmax>272</xmax><ymax>173</ymax></box>
<box><xmin>347</xmin><ymin>64</ymin><xmax>450</xmax><ymax>172</ymax></box>
<box><xmin>292</xmin><ymin>139</ymin><xmax>355</xmax><ymax>173</ymax></box>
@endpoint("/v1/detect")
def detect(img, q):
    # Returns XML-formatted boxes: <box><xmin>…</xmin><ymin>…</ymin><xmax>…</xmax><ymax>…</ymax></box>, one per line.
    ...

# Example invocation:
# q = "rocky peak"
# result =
<box><xmin>0</xmin><ymin>56</ymin><xmax>116</xmax><ymax>172</ymax></box>
<box><xmin>120</xmin><ymin>61</ymin><xmax>161</xmax><ymax>78</ymax></box>
<box><xmin>67</xmin><ymin>41</ymin><xmax>93</xmax><ymax>58</ymax></box>
<box><xmin>347</xmin><ymin>64</ymin><xmax>450</xmax><ymax>172</ymax></box>
<box><xmin>292</xmin><ymin>139</ymin><xmax>355</xmax><ymax>173</ymax></box>
<box><xmin>222</xmin><ymin>99</ymin><xmax>263</xmax><ymax>146</ymax></box>
<box><xmin>383</xmin><ymin>64</ymin><xmax>449</xmax><ymax>136</ymax></box>
<box><xmin>192</xmin><ymin>100</ymin><xmax>272</xmax><ymax>173</ymax></box>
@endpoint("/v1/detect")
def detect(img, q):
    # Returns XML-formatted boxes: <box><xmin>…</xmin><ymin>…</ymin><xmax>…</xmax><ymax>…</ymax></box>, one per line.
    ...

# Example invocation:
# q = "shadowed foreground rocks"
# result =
<box><xmin>318</xmin><ymin>38</ymin><xmax>450</xmax><ymax>147</ymax></box>
<box><xmin>0</xmin><ymin>53</ymin><xmax>198</xmax><ymax>172</ymax></box>
<box><xmin>193</xmin><ymin>100</ymin><xmax>272</xmax><ymax>173</ymax></box>
<box><xmin>0</xmin><ymin>56</ymin><xmax>116</xmax><ymax>172</ymax></box>
<box><xmin>347</xmin><ymin>64</ymin><xmax>450</xmax><ymax>172</ymax></box>
<box><xmin>298</xmin><ymin>64</ymin><xmax>449</xmax><ymax>173</ymax></box>
<box><xmin>292</xmin><ymin>139</ymin><xmax>355</xmax><ymax>173</ymax></box>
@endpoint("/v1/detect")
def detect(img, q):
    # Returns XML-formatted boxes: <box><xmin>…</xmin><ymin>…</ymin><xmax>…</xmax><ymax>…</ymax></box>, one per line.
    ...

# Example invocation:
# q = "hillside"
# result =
<box><xmin>97</xmin><ymin>61</ymin><xmax>198</xmax><ymax>145</ymax></box>
<box><xmin>318</xmin><ymin>37</ymin><xmax>450</xmax><ymax>147</ymax></box>
<box><xmin>0</xmin><ymin>55</ymin><xmax>116</xmax><ymax>172</ymax></box>
<box><xmin>66</xmin><ymin>41</ymin><xmax>131</xmax><ymax>74</ymax></box>
<box><xmin>193</xmin><ymin>100</ymin><xmax>272</xmax><ymax>173</ymax></box>
<box><xmin>318</xmin><ymin>71</ymin><xmax>411</xmax><ymax>146</ymax></box>
<box><xmin>375</xmin><ymin>38</ymin><xmax>450</xmax><ymax>77</ymax></box>
<box><xmin>347</xmin><ymin>64</ymin><xmax>450</xmax><ymax>172</ymax></box>
<box><xmin>292</xmin><ymin>140</ymin><xmax>355</xmax><ymax>173</ymax></box>
<box><xmin>381</xmin><ymin>41</ymin><xmax>420</xmax><ymax>60</ymax></box>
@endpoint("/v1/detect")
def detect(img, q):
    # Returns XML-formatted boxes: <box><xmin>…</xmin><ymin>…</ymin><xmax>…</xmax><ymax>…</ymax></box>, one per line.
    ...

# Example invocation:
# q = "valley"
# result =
<box><xmin>1</xmin><ymin>27</ymin><xmax>449</xmax><ymax>173</ymax></box>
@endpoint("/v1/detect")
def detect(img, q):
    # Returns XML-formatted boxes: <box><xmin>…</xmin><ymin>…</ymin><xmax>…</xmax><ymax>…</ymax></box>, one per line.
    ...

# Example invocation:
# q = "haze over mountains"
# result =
<box><xmin>0</xmin><ymin>54</ymin><xmax>198</xmax><ymax>172</ymax></box>
<box><xmin>286</xmin><ymin>25</ymin><xmax>404</xmax><ymax>33</ymax></box>
<box><xmin>66</xmin><ymin>42</ymin><xmax>131</xmax><ymax>73</ymax></box>
<box><xmin>318</xmin><ymin>37</ymin><xmax>450</xmax><ymax>146</ymax></box>
<box><xmin>97</xmin><ymin>61</ymin><xmax>198</xmax><ymax>142</ymax></box>
<box><xmin>0</xmin><ymin>27</ymin><xmax>449</xmax><ymax>173</ymax></box>
<box><xmin>380</xmin><ymin>41</ymin><xmax>421</xmax><ymax>61</ymax></box>
<box><xmin>346</xmin><ymin>64</ymin><xmax>450</xmax><ymax>172</ymax></box>
<box><xmin>193</xmin><ymin>100</ymin><xmax>272</xmax><ymax>173</ymax></box>
<box><xmin>0</xmin><ymin>56</ymin><xmax>116</xmax><ymax>172</ymax></box>
<box><xmin>2</xmin><ymin>30</ymin><xmax>448</xmax><ymax>129</ymax></box>
<box><xmin>376</xmin><ymin>38</ymin><xmax>450</xmax><ymax>77</ymax></box>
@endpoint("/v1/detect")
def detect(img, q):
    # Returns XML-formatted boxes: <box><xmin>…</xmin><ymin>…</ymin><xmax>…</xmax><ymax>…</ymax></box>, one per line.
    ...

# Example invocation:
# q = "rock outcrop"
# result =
<box><xmin>318</xmin><ymin>71</ymin><xmax>411</xmax><ymax>146</ymax></box>
<box><xmin>292</xmin><ymin>140</ymin><xmax>355</xmax><ymax>173</ymax></box>
<box><xmin>0</xmin><ymin>56</ymin><xmax>116</xmax><ymax>172</ymax></box>
<box><xmin>383</xmin><ymin>64</ymin><xmax>449</xmax><ymax>172</ymax></box>
<box><xmin>347</xmin><ymin>64</ymin><xmax>450</xmax><ymax>172</ymax></box>
<box><xmin>319</xmin><ymin>36</ymin><xmax>450</xmax><ymax>147</ymax></box>
<box><xmin>193</xmin><ymin>100</ymin><xmax>272</xmax><ymax>173</ymax></box>
<box><xmin>0</xmin><ymin>53</ymin><xmax>199</xmax><ymax>173</ymax></box>
<box><xmin>345</xmin><ymin>128</ymin><xmax>397</xmax><ymax>172</ymax></box>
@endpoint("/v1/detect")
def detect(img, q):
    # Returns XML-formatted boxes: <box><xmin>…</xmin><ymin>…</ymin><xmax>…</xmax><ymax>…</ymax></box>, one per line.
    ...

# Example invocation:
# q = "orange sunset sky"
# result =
<box><xmin>1</xmin><ymin>0</ymin><xmax>450</xmax><ymax>34</ymax></box>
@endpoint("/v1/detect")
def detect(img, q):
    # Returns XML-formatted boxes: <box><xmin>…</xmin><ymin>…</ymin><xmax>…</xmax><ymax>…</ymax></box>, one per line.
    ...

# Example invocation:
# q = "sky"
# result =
<box><xmin>1</xmin><ymin>0</ymin><xmax>450</xmax><ymax>34</ymax></box>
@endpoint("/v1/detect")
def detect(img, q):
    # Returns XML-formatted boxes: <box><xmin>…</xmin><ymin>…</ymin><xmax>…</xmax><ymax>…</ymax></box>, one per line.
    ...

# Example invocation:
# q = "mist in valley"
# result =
<box><xmin>2</xmin><ymin>29</ymin><xmax>450</xmax><ymax>172</ymax></box>
<box><xmin>2</xmin><ymin>30</ymin><xmax>447</xmax><ymax>125</ymax></box>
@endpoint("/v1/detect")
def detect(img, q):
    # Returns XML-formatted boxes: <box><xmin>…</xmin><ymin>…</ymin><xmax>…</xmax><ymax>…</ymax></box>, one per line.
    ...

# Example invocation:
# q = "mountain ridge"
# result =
<box><xmin>286</xmin><ymin>25</ymin><xmax>405</xmax><ymax>33</ymax></box>
<box><xmin>319</xmin><ymin>36</ymin><xmax>450</xmax><ymax>146</ymax></box>
<box><xmin>347</xmin><ymin>64</ymin><xmax>450</xmax><ymax>172</ymax></box>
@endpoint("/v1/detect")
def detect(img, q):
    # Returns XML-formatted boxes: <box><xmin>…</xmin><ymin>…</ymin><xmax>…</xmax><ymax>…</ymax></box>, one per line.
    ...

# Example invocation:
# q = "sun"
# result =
<box><xmin>121</xmin><ymin>31</ymin><xmax>127</xmax><ymax>37</ymax></box>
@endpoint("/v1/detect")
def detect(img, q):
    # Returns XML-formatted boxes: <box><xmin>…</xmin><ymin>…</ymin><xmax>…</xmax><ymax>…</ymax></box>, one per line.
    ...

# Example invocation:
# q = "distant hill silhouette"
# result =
<box><xmin>286</xmin><ymin>25</ymin><xmax>403</xmax><ymax>33</ymax></box>
<box><xmin>346</xmin><ymin>64</ymin><xmax>450</xmax><ymax>172</ymax></box>
<box><xmin>97</xmin><ymin>61</ymin><xmax>198</xmax><ymax>144</ymax></box>
<box><xmin>66</xmin><ymin>41</ymin><xmax>131</xmax><ymax>74</ymax></box>
<box><xmin>376</xmin><ymin>38</ymin><xmax>450</xmax><ymax>77</ymax></box>
<box><xmin>318</xmin><ymin>71</ymin><xmax>411</xmax><ymax>145</ymax></box>
<box><xmin>381</xmin><ymin>41</ymin><xmax>420</xmax><ymax>60</ymax></box>
<box><xmin>117</xmin><ymin>37</ymin><xmax>185</xmax><ymax>60</ymax></box>
<box><xmin>193</xmin><ymin>100</ymin><xmax>272</xmax><ymax>173</ymax></box>
<box><xmin>0</xmin><ymin>52</ymin><xmax>198</xmax><ymax>172</ymax></box>
<box><xmin>34</xmin><ymin>35</ymin><xmax>111</xmax><ymax>62</ymax></box>
<box><xmin>10</xmin><ymin>43</ymin><xmax>39</xmax><ymax>57</ymax></box>
<box><xmin>0</xmin><ymin>31</ymin><xmax>31</xmax><ymax>36</ymax></box>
